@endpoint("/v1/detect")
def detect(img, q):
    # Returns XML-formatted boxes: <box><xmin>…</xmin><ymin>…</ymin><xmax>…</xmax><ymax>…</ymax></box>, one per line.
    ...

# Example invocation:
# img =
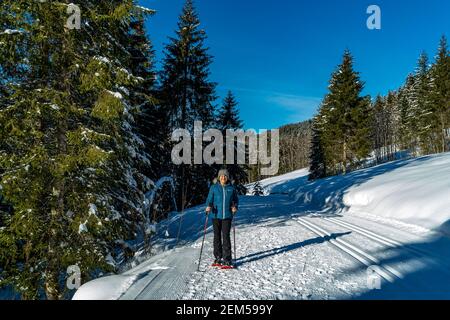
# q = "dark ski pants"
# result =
<box><xmin>213</xmin><ymin>218</ymin><xmax>232</xmax><ymax>262</ymax></box>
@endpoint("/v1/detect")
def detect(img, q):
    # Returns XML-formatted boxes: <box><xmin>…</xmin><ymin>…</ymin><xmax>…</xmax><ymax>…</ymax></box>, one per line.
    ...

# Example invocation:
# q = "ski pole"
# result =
<box><xmin>233</xmin><ymin>216</ymin><xmax>236</xmax><ymax>266</ymax></box>
<box><xmin>197</xmin><ymin>211</ymin><xmax>209</xmax><ymax>272</ymax></box>
<box><xmin>231</xmin><ymin>202</ymin><xmax>237</xmax><ymax>267</ymax></box>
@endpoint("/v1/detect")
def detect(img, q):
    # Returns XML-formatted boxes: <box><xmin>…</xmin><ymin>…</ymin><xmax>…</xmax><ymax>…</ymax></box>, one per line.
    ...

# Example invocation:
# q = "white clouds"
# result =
<box><xmin>266</xmin><ymin>94</ymin><xmax>321</xmax><ymax>122</ymax></box>
<box><xmin>217</xmin><ymin>85</ymin><xmax>322</xmax><ymax>125</ymax></box>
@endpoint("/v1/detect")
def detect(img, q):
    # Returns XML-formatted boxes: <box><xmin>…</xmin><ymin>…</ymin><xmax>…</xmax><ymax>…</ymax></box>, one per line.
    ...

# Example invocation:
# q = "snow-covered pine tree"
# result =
<box><xmin>319</xmin><ymin>50</ymin><xmax>371</xmax><ymax>175</ymax></box>
<box><xmin>125</xmin><ymin>11</ymin><xmax>179</xmax><ymax>246</ymax></box>
<box><xmin>217</xmin><ymin>91</ymin><xmax>248</xmax><ymax>194</ymax></box>
<box><xmin>0</xmin><ymin>0</ymin><xmax>153</xmax><ymax>299</ymax></box>
<box><xmin>429</xmin><ymin>36</ymin><xmax>450</xmax><ymax>153</ymax></box>
<box><xmin>158</xmin><ymin>0</ymin><xmax>217</xmax><ymax>211</ymax></box>
<box><xmin>127</xmin><ymin>12</ymin><xmax>169</xmax><ymax>180</ymax></box>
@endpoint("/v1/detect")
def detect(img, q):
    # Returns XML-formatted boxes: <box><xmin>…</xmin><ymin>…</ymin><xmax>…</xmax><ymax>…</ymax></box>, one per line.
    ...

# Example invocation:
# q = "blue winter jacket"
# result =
<box><xmin>205</xmin><ymin>182</ymin><xmax>239</xmax><ymax>220</ymax></box>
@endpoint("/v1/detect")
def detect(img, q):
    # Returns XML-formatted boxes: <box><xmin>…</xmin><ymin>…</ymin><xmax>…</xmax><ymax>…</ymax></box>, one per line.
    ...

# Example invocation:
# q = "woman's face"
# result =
<box><xmin>219</xmin><ymin>175</ymin><xmax>228</xmax><ymax>185</ymax></box>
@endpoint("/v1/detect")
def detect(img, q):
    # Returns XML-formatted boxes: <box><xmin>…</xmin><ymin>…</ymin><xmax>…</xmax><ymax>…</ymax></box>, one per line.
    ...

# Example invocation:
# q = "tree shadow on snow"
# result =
<box><xmin>335</xmin><ymin>231</ymin><xmax>450</xmax><ymax>300</ymax></box>
<box><xmin>235</xmin><ymin>232</ymin><xmax>351</xmax><ymax>268</ymax></box>
<box><xmin>289</xmin><ymin>156</ymin><xmax>434</xmax><ymax>214</ymax></box>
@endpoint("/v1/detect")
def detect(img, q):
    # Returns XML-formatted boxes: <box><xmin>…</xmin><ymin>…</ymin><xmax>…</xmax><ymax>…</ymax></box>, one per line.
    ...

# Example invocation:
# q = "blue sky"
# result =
<box><xmin>139</xmin><ymin>0</ymin><xmax>450</xmax><ymax>130</ymax></box>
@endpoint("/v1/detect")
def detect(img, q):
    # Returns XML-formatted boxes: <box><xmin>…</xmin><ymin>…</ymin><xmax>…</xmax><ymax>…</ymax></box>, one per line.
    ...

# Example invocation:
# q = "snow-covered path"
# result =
<box><xmin>122</xmin><ymin>195</ymin><xmax>374</xmax><ymax>300</ymax></box>
<box><xmin>120</xmin><ymin>246</ymin><xmax>198</xmax><ymax>300</ymax></box>
<box><xmin>112</xmin><ymin>194</ymin><xmax>450</xmax><ymax>300</ymax></box>
<box><xmin>181</xmin><ymin>202</ymin><xmax>371</xmax><ymax>300</ymax></box>
<box><xmin>74</xmin><ymin>154</ymin><xmax>450</xmax><ymax>300</ymax></box>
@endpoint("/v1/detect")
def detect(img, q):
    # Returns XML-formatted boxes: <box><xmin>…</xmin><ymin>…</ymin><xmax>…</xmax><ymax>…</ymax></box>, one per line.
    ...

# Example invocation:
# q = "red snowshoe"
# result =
<box><xmin>220</xmin><ymin>261</ymin><xmax>235</xmax><ymax>270</ymax></box>
<box><xmin>211</xmin><ymin>259</ymin><xmax>222</xmax><ymax>267</ymax></box>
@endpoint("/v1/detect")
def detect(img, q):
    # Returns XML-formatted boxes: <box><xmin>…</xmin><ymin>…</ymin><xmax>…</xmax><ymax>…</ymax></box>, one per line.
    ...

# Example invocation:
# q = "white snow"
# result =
<box><xmin>118</xmin><ymin>86</ymin><xmax>130</xmax><ymax>96</ymax></box>
<box><xmin>134</xmin><ymin>5</ymin><xmax>156</xmax><ymax>14</ymax></box>
<box><xmin>88</xmin><ymin>203</ymin><xmax>98</xmax><ymax>216</ymax></box>
<box><xmin>94</xmin><ymin>56</ymin><xmax>111</xmax><ymax>65</ymax></box>
<box><xmin>146</xmin><ymin>224</ymin><xmax>156</xmax><ymax>235</ymax></box>
<box><xmin>78</xmin><ymin>221</ymin><xmax>88</xmax><ymax>234</ymax></box>
<box><xmin>0</xmin><ymin>29</ymin><xmax>24</xmax><ymax>35</ymax></box>
<box><xmin>105</xmin><ymin>253</ymin><xmax>116</xmax><ymax>267</ymax></box>
<box><xmin>72</xmin><ymin>274</ymin><xmax>138</xmax><ymax>300</ymax></box>
<box><xmin>73</xmin><ymin>260</ymin><xmax>170</xmax><ymax>300</ymax></box>
<box><xmin>119</xmin><ymin>68</ymin><xmax>132</xmax><ymax>79</ymax></box>
<box><xmin>106</xmin><ymin>90</ymin><xmax>123</xmax><ymax>100</ymax></box>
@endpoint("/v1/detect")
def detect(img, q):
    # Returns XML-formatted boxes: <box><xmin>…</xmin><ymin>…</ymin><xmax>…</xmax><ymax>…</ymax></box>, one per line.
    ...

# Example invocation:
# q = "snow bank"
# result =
<box><xmin>343</xmin><ymin>153</ymin><xmax>450</xmax><ymax>233</ymax></box>
<box><xmin>73</xmin><ymin>260</ymin><xmax>171</xmax><ymax>300</ymax></box>
<box><xmin>72</xmin><ymin>274</ymin><xmax>137</xmax><ymax>300</ymax></box>
<box><xmin>293</xmin><ymin>152</ymin><xmax>450</xmax><ymax>234</ymax></box>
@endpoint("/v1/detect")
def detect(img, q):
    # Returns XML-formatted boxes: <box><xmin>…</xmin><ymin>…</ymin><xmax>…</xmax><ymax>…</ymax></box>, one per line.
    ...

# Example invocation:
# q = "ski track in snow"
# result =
<box><xmin>181</xmin><ymin>216</ymin><xmax>369</xmax><ymax>300</ymax></box>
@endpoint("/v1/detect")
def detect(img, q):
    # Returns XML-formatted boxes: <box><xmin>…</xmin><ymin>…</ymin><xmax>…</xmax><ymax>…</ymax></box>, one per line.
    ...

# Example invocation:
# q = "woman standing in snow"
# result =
<box><xmin>205</xmin><ymin>169</ymin><xmax>239</xmax><ymax>268</ymax></box>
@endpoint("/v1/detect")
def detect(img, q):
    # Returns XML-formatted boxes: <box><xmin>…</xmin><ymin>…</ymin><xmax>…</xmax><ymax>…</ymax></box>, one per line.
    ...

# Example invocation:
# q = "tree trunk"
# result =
<box><xmin>441</xmin><ymin>113</ymin><xmax>446</xmax><ymax>153</ymax></box>
<box><xmin>342</xmin><ymin>141</ymin><xmax>347</xmax><ymax>175</ymax></box>
<box><xmin>45</xmin><ymin>270</ymin><xmax>61</xmax><ymax>300</ymax></box>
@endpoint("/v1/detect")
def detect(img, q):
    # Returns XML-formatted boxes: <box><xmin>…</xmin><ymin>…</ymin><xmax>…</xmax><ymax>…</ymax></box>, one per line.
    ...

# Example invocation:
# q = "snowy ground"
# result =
<box><xmin>74</xmin><ymin>153</ymin><xmax>450</xmax><ymax>300</ymax></box>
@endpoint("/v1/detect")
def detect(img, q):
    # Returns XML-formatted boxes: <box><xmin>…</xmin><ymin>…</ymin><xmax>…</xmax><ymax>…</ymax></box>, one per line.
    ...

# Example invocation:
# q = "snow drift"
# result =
<box><xmin>293</xmin><ymin>152</ymin><xmax>450</xmax><ymax>234</ymax></box>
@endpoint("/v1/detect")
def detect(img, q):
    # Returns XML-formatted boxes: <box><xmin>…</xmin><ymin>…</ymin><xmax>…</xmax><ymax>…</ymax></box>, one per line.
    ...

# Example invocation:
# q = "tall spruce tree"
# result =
<box><xmin>319</xmin><ymin>50</ymin><xmax>371</xmax><ymax>175</ymax></box>
<box><xmin>0</xmin><ymin>1</ymin><xmax>153</xmax><ymax>299</ymax></box>
<box><xmin>218</xmin><ymin>91</ymin><xmax>243</xmax><ymax>129</ymax></box>
<box><xmin>430</xmin><ymin>36</ymin><xmax>450</xmax><ymax>153</ymax></box>
<box><xmin>308</xmin><ymin>114</ymin><xmax>326</xmax><ymax>180</ymax></box>
<box><xmin>413</xmin><ymin>52</ymin><xmax>435</xmax><ymax>154</ymax></box>
<box><xmin>217</xmin><ymin>91</ymin><xmax>248</xmax><ymax>193</ymax></box>
<box><xmin>127</xmin><ymin>13</ymin><xmax>170</xmax><ymax>182</ymax></box>
<box><xmin>159</xmin><ymin>0</ymin><xmax>217</xmax><ymax>211</ymax></box>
